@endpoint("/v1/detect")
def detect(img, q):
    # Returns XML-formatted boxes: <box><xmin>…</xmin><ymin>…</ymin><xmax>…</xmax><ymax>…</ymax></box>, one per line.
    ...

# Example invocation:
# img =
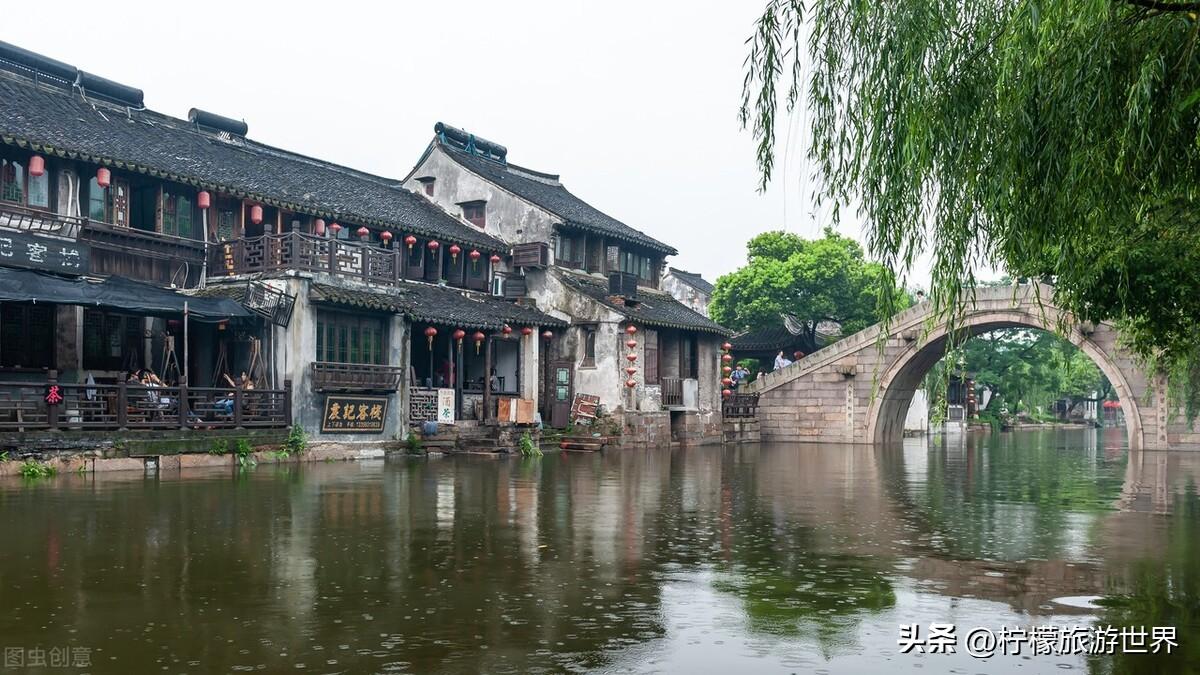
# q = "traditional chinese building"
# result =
<box><xmin>0</xmin><ymin>42</ymin><xmax>565</xmax><ymax>448</ymax></box>
<box><xmin>661</xmin><ymin>268</ymin><xmax>713</xmax><ymax>317</ymax></box>
<box><xmin>404</xmin><ymin>123</ymin><xmax>729</xmax><ymax>445</ymax></box>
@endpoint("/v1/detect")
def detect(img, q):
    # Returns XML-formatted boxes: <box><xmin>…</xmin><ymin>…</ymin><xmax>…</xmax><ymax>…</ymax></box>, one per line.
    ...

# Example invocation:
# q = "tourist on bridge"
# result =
<box><xmin>773</xmin><ymin>350</ymin><xmax>792</xmax><ymax>371</ymax></box>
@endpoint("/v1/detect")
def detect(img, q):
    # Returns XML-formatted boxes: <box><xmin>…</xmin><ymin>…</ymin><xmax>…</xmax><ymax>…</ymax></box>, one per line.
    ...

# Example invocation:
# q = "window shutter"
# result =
<box><xmin>644</xmin><ymin>332</ymin><xmax>659</xmax><ymax>384</ymax></box>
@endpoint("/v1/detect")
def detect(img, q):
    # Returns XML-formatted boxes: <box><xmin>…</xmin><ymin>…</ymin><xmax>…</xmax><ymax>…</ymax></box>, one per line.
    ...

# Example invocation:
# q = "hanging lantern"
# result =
<box><xmin>625</xmin><ymin>325</ymin><xmax>638</xmax><ymax>335</ymax></box>
<box><xmin>625</xmin><ymin>379</ymin><xmax>638</xmax><ymax>389</ymax></box>
<box><xmin>424</xmin><ymin>325</ymin><xmax>438</xmax><ymax>349</ymax></box>
<box><xmin>626</xmin><ymin>366</ymin><xmax>638</xmax><ymax>376</ymax></box>
<box><xmin>722</xmin><ymin>342</ymin><xmax>733</xmax><ymax>352</ymax></box>
<box><xmin>489</xmin><ymin>253</ymin><xmax>501</xmax><ymax>265</ymax></box>
<box><xmin>405</xmin><ymin>234</ymin><xmax>417</xmax><ymax>250</ymax></box>
<box><xmin>542</xmin><ymin>330</ymin><xmax>554</xmax><ymax>341</ymax></box>
<box><xmin>521</xmin><ymin>326</ymin><xmax>533</xmax><ymax>337</ymax></box>
<box><xmin>250</xmin><ymin>204</ymin><xmax>264</xmax><ymax>225</ymax></box>
<box><xmin>96</xmin><ymin>167</ymin><xmax>111</xmax><ymax>188</ymax></box>
<box><xmin>722</xmin><ymin>377</ymin><xmax>733</xmax><ymax>387</ymax></box>
<box><xmin>469</xmin><ymin>249</ymin><xmax>481</xmax><ymax>269</ymax></box>
<box><xmin>452</xmin><ymin>328</ymin><xmax>466</xmax><ymax>347</ymax></box>
<box><xmin>329</xmin><ymin>222</ymin><xmax>342</xmax><ymax>235</ymax></box>
<box><xmin>427</xmin><ymin>240</ymin><xmax>440</xmax><ymax>253</ymax></box>
<box><xmin>473</xmin><ymin>331</ymin><xmax>486</xmax><ymax>354</ymax></box>
<box><xmin>449</xmin><ymin>244</ymin><xmax>461</xmax><ymax>261</ymax></box>
<box><xmin>721</xmin><ymin>354</ymin><xmax>733</xmax><ymax>363</ymax></box>
<box><xmin>198</xmin><ymin>190</ymin><xmax>212</xmax><ymax>210</ymax></box>
<box><xmin>381</xmin><ymin>230</ymin><xmax>393</xmax><ymax>244</ymax></box>
<box><xmin>28</xmin><ymin>155</ymin><xmax>45</xmax><ymax>177</ymax></box>
<box><xmin>625</xmin><ymin>339</ymin><xmax>637</xmax><ymax>349</ymax></box>
<box><xmin>357</xmin><ymin>226</ymin><xmax>370</xmax><ymax>240</ymax></box>
<box><xmin>501</xmin><ymin>324</ymin><xmax>512</xmax><ymax>336</ymax></box>
<box><xmin>722</xmin><ymin>389</ymin><xmax>733</xmax><ymax>398</ymax></box>
<box><xmin>314</xmin><ymin>218</ymin><xmax>326</xmax><ymax>236</ymax></box>
<box><xmin>626</xmin><ymin>353</ymin><xmax>638</xmax><ymax>363</ymax></box>
<box><xmin>722</xmin><ymin>366</ymin><xmax>732</xmax><ymax>375</ymax></box>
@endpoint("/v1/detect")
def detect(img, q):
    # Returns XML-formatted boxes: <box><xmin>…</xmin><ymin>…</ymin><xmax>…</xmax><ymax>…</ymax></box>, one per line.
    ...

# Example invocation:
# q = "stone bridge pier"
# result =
<box><xmin>744</xmin><ymin>284</ymin><xmax>1197</xmax><ymax>451</ymax></box>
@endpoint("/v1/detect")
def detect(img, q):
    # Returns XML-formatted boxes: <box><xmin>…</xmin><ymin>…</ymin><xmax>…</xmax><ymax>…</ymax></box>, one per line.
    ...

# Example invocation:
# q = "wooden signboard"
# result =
<box><xmin>0</xmin><ymin>230</ymin><xmax>89</xmax><ymax>274</ymax></box>
<box><xmin>321</xmin><ymin>395</ymin><xmax>388</xmax><ymax>433</ymax></box>
<box><xmin>570</xmin><ymin>393</ymin><xmax>600</xmax><ymax>423</ymax></box>
<box><xmin>436</xmin><ymin>388</ymin><xmax>455</xmax><ymax>423</ymax></box>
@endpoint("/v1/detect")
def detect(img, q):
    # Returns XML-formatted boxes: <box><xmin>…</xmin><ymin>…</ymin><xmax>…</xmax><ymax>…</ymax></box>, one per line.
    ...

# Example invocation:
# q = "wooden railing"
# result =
<box><xmin>0</xmin><ymin>373</ymin><xmax>290</xmax><ymax>431</ymax></box>
<box><xmin>311</xmin><ymin>362</ymin><xmax>404</xmax><ymax>392</ymax></box>
<box><xmin>0</xmin><ymin>203</ymin><xmax>85</xmax><ymax>238</ymax></box>
<box><xmin>661</xmin><ymin>377</ymin><xmax>684</xmax><ymax>407</ymax></box>
<box><xmin>209</xmin><ymin>232</ymin><xmax>403</xmax><ymax>286</ymax></box>
<box><xmin>722</xmin><ymin>393</ymin><xmax>759</xmax><ymax>419</ymax></box>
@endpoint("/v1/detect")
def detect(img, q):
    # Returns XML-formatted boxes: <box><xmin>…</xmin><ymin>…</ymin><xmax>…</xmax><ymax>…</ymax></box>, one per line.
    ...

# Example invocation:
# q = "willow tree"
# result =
<box><xmin>742</xmin><ymin>0</ymin><xmax>1200</xmax><ymax>411</ymax></box>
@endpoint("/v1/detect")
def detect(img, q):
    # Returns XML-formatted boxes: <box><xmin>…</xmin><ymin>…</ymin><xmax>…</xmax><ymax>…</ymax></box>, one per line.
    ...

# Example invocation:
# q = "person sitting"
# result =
<box><xmin>773</xmin><ymin>350</ymin><xmax>793</xmax><ymax>371</ymax></box>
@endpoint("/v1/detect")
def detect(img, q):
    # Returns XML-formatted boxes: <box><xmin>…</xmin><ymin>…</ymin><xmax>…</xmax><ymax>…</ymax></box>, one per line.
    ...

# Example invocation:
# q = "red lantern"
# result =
<box><xmin>541</xmin><ymin>330</ymin><xmax>553</xmax><ymax>341</ymax></box>
<box><xmin>625</xmin><ymin>339</ymin><xmax>637</xmax><ymax>349</ymax></box>
<box><xmin>330</xmin><ymin>222</ymin><xmax>342</xmax><ymax>235</ymax></box>
<box><xmin>626</xmin><ymin>353</ymin><xmax>638</xmax><ymax>362</ymax></box>
<box><xmin>722</xmin><ymin>389</ymin><xmax>733</xmax><ymax>398</ymax></box>
<box><xmin>197</xmin><ymin>190</ymin><xmax>211</xmax><ymax>210</ymax></box>
<box><xmin>449</xmin><ymin>244</ymin><xmax>461</xmax><ymax>261</ymax></box>
<box><xmin>469</xmin><ymin>249</ymin><xmax>481</xmax><ymax>261</ymax></box>
<box><xmin>424</xmin><ymin>325</ymin><xmax>438</xmax><ymax>349</ymax></box>
<box><xmin>381</xmin><ymin>230</ymin><xmax>393</xmax><ymax>244</ymax></box>
<box><xmin>722</xmin><ymin>377</ymin><xmax>733</xmax><ymax>387</ymax></box>
<box><xmin>28</xmin><ymin>155</ymin><xmax>45</xmax><ymax>177</ymax></box>
<box><xmin>473</xmin><ymin>331</ymin><xmax>486</xmax><ymax>354</ymax></box>
<box><xmin>501</xmin><ymin>324</ymin><xmax>512</xmax><ymax>336</ymax></box>
<box><xmin>722</xmin><ymin>366</ymin><xmax>732</xmax><ymax>375</ymax></box>
<box><xmin>428</xmin><ymin>240</ymin><xmax>440</xmax><ymax>252</ymax></box>
<box><xmin>489</xmin><ymin>254</ymin><xmax>501</xmax><ymax>265</ymax></box>
<box><xmin>721</xmin><ymin>354</ymin><xmax>733</xmax><ymax>363</ymax></box>
<box><xmin>625</xmin><ymin>379</ymin><xmax>638</xmax><ymax>388</ymax></box>
<box><xmin>626</xmin><ymin>367</ymin><xmax>637</xmax><ymax>376</ymax></box>
<box><xmin>96</xmin><ymin>167</ymin><xmax>111</xmax><ymax>188</ymax></box>
<box><xmin>250</xmin><ymin>205</ymin><xmax>263</xmax><ymax>225</ymax></box>
<box><xmin>625</xmin><ymin>325</ymin><xmax>638</xmax><ymax>335</ymax></box>
<box><xmin>452</xmin><ymin>328</ymin><xmax>466</xmax><ymax>346</ymax></box>
<box><xmin>521</xmin><ymin>326</ymin><xmax>533</xmax><ymax>337</ymax></box>
<box><xmin>357</xmin><ymin>226</ymin><xmax>370</xmax><ymax>240</ymax></box>
<box><xmin>314</xmin><ymin>218</ymin><xmax>326</xmax><ymax>236</ymax></box>
<box><xmin>405</xmin><ymin>234</ymin><xmax>417</xmax><ymax>250</ymax></box>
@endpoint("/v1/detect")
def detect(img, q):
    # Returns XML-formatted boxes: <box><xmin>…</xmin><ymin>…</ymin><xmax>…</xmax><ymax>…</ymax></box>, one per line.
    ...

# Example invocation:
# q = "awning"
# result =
<box><xmin>0</xmin><ymin>267</ymin><xmax>252</xmax><ymax>321</ymax></box>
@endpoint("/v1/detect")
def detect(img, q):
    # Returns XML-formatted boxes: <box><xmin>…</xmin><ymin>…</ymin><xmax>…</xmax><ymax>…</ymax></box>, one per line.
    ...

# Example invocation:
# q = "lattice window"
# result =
<box><xmin>410</xmin><ymin>388</ymin><xmax>437</xmax><ymax>422</ymax></box>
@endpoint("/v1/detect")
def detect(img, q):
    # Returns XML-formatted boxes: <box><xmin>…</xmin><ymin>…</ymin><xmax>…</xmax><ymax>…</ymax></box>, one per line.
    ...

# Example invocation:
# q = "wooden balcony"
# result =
<box><xmin>0</xmin><ymin>203</ymin><xmax>84</xmax><ymax>239</ymax></box>
<box><xmin>209</xmin><ymin>232</ymin><xmax>404</xmax><ymax>286</ymax></box>
<box><xmin>311</xmin><ymin>362</ymin><xmax>404</xmax><ymax>392</ymax></box>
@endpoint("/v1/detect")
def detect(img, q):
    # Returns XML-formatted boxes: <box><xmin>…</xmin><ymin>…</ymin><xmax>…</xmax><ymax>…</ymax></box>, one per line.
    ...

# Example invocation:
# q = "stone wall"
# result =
<box><xmin>723</xmin><ymin>418</ymin><xmax>761</xmax><ymax>444</ymax></box>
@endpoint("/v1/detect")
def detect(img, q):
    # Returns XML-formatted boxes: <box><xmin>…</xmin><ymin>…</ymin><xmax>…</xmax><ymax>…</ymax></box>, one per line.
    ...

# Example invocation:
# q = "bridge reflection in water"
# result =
<box><xmin>0</xmin><ymin>429</ymin><xmax>1196</xmax><ymax>673</ymax></box>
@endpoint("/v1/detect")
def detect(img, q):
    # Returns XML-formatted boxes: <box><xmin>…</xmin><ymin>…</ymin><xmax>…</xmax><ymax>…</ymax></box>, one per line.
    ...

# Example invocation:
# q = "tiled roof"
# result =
<box><xmin>310</xmin><ymin>281</ymin><xmax>566</xmax><ymax>330</ymax></box>
<box><xmin>556</xmin><ymin>271</ymin><xmax>729</xmax><ymax>335</ymax></box>
<box><xmin>729</xmin><ymin>325</ymin><xmax>806</xmax><ymax>351</ymax></box>
<box><xmin>667</xmin><ymin>267</ymin><xmax>714</xmax><ymax>294</ymax></box>
<box><xmin>439</xmin><ymin>141</ymin><xmax>677</xmax><ymax>255</ymax></box>
<box><xmin>0</xmin><ymin>68</ymin><xmax>505</xmax><ymax>252</ymax></box>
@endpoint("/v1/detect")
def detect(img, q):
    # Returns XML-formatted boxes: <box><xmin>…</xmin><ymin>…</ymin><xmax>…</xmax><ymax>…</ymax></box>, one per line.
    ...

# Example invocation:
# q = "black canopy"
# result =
<box><xmin>0</xmin><ymin>267</ymin><xmax>252</xmax><ymax>322</ymax></box>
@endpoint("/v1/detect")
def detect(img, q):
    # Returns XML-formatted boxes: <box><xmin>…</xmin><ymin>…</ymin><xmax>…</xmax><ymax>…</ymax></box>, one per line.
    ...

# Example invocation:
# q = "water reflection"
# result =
<box><xmin>0</xmin><ymin>430</ymin><xmax>1196</xmax><ymax>673</ymax></box>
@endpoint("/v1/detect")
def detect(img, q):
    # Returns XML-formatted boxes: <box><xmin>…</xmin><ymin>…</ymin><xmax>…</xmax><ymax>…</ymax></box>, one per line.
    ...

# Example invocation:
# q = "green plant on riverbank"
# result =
<box><xmin>404</xmin><ymin>433</ymin><xmax>423</xmax><ymax>454</ymax></box>
<box><xmin>19</xmin><ymin>461</ymin><xmax>56</xmax><ymax>479</ymax></box>
<box><xmin>208</xmin><ymin>439</ymin><xmax>228</xmax><ymax>455</ymax></box>
<box><xmin>283</xmin><ymin>425</ymin><xmax>308</xmax><ymax>455</ymax></box>
<box><xmin>518</xmin><ymin>431</ymin><xmax>541</xmax><ymax>457</ymax></box>
<box><xmin>235</xmin><ymin>439</ymin><xmax>255</xmax><ymax>467</ymax></box>
<box><xmin>0</xmin><ymin>451</ymin><xmax>8</xmax><ymax>462</ymax></box>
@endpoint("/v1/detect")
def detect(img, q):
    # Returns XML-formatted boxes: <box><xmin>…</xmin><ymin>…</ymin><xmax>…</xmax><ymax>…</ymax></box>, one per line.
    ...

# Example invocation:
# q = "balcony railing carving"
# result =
<box><xmin>311</xmin><ymin>362</ymin><xmax>404</xmax><ymax>392</ymax></box>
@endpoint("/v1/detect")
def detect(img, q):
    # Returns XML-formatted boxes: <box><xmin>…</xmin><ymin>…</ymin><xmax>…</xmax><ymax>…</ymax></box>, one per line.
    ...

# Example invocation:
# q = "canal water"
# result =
<box><xmin>0</xmin><ymin>429</ymin><xmax>1196</xmax><ymax>674</ymax></box>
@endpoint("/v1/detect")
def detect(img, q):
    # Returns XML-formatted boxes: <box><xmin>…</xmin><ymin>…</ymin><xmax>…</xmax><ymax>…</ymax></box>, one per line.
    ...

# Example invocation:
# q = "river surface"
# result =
<box><xmin>0</xmin><ymin>429</ymin><xmax>1197</xmax><ymax>674</ymax></box>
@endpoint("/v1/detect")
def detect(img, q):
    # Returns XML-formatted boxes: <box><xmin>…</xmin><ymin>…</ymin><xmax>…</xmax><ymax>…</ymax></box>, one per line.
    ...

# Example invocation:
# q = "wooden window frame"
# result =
<box><xmin>315</xmin><ymin>311</ymin><xmax>387</xmax><ymax>365</ymax></box>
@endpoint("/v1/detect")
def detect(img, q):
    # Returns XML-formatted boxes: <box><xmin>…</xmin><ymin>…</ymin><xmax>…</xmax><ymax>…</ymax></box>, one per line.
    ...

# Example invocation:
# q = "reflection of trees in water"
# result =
<box><xmin>1088</xmin><ymin>485</ymin><xmax>1200</xmax><ymax>675</ymax></box>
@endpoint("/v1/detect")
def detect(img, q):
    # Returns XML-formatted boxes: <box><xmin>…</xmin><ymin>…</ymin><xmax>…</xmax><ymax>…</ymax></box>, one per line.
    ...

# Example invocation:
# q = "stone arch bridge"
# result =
<box><xmin>744</xmin><ymin>284</ymin><xmax>1196</xmax><ymax>451</ymax></box>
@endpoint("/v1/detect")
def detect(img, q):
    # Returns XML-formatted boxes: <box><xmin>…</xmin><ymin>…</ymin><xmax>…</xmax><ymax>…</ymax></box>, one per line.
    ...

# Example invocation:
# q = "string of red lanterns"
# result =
<box><xmin>624</xmin><ymin>324</ymin><xmax>638</xmax><ymax>389</ymax></box>
<box><xmin>721</xmin><ymin>341</ymin><xmax>734</xmax><ymax>398</ymax></box>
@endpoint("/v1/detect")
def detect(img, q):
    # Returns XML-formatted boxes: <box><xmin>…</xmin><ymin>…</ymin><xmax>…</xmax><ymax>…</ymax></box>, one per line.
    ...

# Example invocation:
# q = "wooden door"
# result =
<box><xmin>549</xmin><ymin>360</ymin><xmax>572</xmax><ymax>428</ymax></box>
<box><xmin>111</xmin><ymin>178</ymin><xmax>130</xmax><ymax>227</ymax></box>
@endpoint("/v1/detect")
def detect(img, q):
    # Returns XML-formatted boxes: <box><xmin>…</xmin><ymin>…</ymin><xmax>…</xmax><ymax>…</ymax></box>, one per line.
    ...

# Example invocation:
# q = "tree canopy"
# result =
<box><xmin>711</xmin><ymin>228</ymin><xmax>903</xmax><ymax>352</ymax></box>
<box><xmin>742</xmin><ymin>0</ymin><xmax>1200</xmax><ymax>411</ymax></box>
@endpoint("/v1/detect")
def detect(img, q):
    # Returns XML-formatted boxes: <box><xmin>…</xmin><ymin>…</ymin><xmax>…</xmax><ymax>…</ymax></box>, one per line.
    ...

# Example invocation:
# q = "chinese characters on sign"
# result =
<box><xmin>4</xmin><ymin>645</ymin><xmax>91</xmax><ymax>668</ymax></box>
<box><xmin>897</xmin><ymin>623</ymin><xmax>1177</xmax><ymax>658</ymax></box>
<box><xmin>44</xmin><ymin>385</ymin><xmax>63</xmax><ymax>405</ymax></box>
<box><xmin>436</xmin><ymin>388</ymin><xmax>455</xmax><ymax>424</ymax></box>
<box><xmin>320</xmin><ymin>395</ymin><xmax>388</xmax><ymax>433</ymax></box>
<box><xmin>0</xmin><ymin>230</ymin><xmax>89</xmax><ymax>274</ymax></box>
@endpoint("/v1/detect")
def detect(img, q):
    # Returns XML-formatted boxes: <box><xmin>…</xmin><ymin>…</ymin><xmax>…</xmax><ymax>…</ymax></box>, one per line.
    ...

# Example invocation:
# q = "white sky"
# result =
<box><xmin>4</xmin><ymin>0</ymin><xmax>936</xmax><ymax>287</ymax></box>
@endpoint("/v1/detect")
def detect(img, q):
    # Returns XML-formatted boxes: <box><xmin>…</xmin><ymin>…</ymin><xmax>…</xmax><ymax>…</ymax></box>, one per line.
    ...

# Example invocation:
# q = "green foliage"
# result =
<box><xmin>208</xmin><ymin>439</ymin><xmax>229</xmax><ymax>456</ymax></box>
<box><xmin>404</xmin><ymin>433</ymin><xmax>423</xmax><ymax>454</ymax></box>
<box><xmin>18</xmin><ymin>461</ymin><xmax>56</xmax><ymax>479</ymax></box>
<box><xmin>283</xmin><ymin>425</ymin><xmax>308</xmax><ymax>455</ymax></box>
<box><xmin>743</xmin><ymin>0</ymin><xmax>1200</xmax><ymax>415</ymax></box>
<box><xmin>0</xmin><ymin>451</ymin><xmax>8</xmax><ymax>462</ymax></box>
<box><xmin>518</xmin><ymin>431</ymin><xmax>542</xmax><ymax>457</ymax></box>
<box><xmin>234</xmin><ymin>439</ymin><xmax>255</xmax><ymax>467</ymax></box>
<box><xmin>711</xmin><ymin>229</ymin><xmax>908</xmax><ymax>352</ymax></box>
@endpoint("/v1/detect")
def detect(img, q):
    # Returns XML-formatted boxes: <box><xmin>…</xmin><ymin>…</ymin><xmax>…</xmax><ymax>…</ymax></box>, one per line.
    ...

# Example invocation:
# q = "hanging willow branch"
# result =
<box><xmin>742</xmin><ymin>0</ymin><xmax>1200</xmax><ymax>419</ymax></box>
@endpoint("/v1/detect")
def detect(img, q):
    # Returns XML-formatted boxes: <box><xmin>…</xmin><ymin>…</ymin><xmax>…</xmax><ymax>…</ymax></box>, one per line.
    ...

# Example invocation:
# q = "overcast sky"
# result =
<box><xmin>5</xmin><ymin>0</ymin><xmax>924</xmax><ymax>286</ymax></box>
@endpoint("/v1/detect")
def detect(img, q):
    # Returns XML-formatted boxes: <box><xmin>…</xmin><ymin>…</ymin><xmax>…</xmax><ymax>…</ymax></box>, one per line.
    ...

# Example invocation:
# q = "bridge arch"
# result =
<box><xmin>747</xmin><ymin>284</ymin><xmax>1168</xmax><ymax>450</ymax></box>
<box><xmin>864</xmin><ymin>308</ymin><xmax>1146</xmax><ymax>450</ymax></box>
